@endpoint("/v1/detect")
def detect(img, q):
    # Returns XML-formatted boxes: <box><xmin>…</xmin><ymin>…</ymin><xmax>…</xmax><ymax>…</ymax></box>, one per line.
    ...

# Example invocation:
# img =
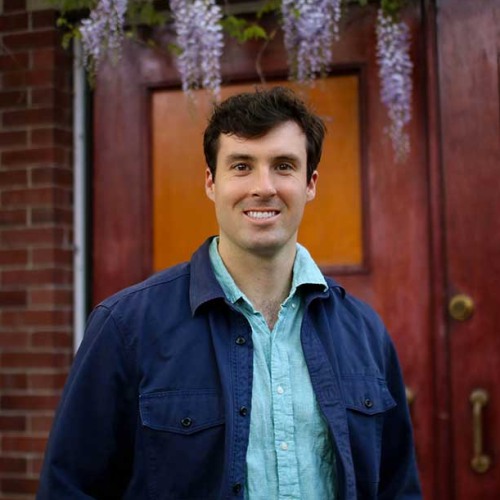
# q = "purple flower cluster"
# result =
<box><xmin>170</xmin><ymin>0</ymin><xmax>224</xmax><ymax>95</ymax></box>
<box><xmin>281</xmin><ymin>0</ymin><xmax>342</xmax><ymax>82</ymax></box>
<box><xmin>80</xmin><ymin>0</ymin><xmax>128</xmax><ymax>71</ymax></box>
<box><xmin>376</xmin><ymin>9</ymin><xmax>413</xmax><ymax>161</ymax></box>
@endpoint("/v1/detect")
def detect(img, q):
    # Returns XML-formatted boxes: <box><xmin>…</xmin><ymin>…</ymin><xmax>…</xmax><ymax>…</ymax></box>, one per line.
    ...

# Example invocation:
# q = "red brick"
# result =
<box><xmin>0</xmin><ymin>331</ymin><xmax>29</xmax><ymax>349</ymax></box>
<box><xmin>30</xmin><ymin>127</ymin><xmax>72</xmax><ymax>147</ymax></box>
<box><xmin>3</xmin><ymin>0</ymin><xmax>26</xmax><ymax>13</ymax></box>
<box><xmin>32</xmin><ymin>10</ymin><xmax>57</xmax><ymax>29</ymax></box>
<box><xmin>0</xmin><ymin>290</ymin><xmax>27</xmax><ymax>307</ymax></box>
<box><xmin>2</xmin><ymin>68</ymin><xmax>54</xmax><ymax>89</ymax></box>
<box><xmin>0</xmin><ymin>170</ymin><xmax>28</xmax><ymax>186</ymax></box>
<box><xmin>1</xmin><ymin>394</ymin><xmax>61</xmax><ymax>411</ymax></box>
<box><xmin>30</xmin><ymin>415</ymin><xmax>55</xmax><ymax>433</ymax></box>
<box><xmin>0</xmin><ymin>456</ymin><xmax>27</xmax><ymax>474</ymax></box>
<box><xmin>0</xmin><ymin>12</ymin><xmax>28</xmax><ymax>32</ymax></box>
<box><xmin>2</xmin><ymin>108</ymin><xmax>55</xmax><ymax>127</ymax></box>
<box><xmin>0</xmin><ymin>249</ymin><xmax>28</xmax><ymax>266</ymax></box>
<box><xmin>0</xmin><ymin>227</ymin><xmax>67</xmax><ymax>247</ymax></box>
<box><xmin>0</xmin><ymin>208</ymin><xmax>26</xmax><ymax>226</ymax></box>
<box><xmin>1</xmin><ymin>477</ymin><xmax>39</xmax><ymax>495</ymax></box>
<box><xmin>29</xmin><ymin>288</ymin><xmax>72</xmax><ymax>307</ymax></box>
<box><xmin>31</xmin><ymin>330</ymin><xmax>72</xmax><ymax>349</ymax></box>
<box><xmin>0</xmin><ymin>130</ymin><xmax>27</xmax><ymax>148</ymax></box>
<box><xmin>2</xmin><ymin>435</ymin><xmax>48</xmax><ymax>454</ymax></box>
<box><xmin>0</xmin><ymin>372</ymin><xmax>28</xmax><ymax>390</ymax></box>
<box><xmin>0</xmin><ymin>351</ymin><xmax>71</xmax><ymax>370</ymax></box>
<box><xmin>0</xmin><ymin>90</ymin><xmax>27</xmax><ymax>108</ymax></box>
<box><xmin>2</xmin><ymin>147</ymin><xmax>65</xmax><ymax>166</ymax></box>
<box><xmin>3</xmin><ymin>30</ymin><xmax>58</xmax><ymax>51</ymax></box>
<box><xmin>0</xmin><ymin>52</ymin><xmax>29</xmax><ymax>71</ymax></box>
<box><xmin>1</xmin><ymin>187</ymin><xmax>71</xmax><ymax>207</ymax></box>
<box><xmin>32</xmin><ymin>206</ymin><xmax>72</xmax><ymax>226</ymax></box>
<box><xmin>0</xmin><ymin>309</ymin><xmax>72</xmax><ymax>328</ymax></box>
<box><xmin>28</xmin><ymin>371</ymin><xmax>68</xmax><ymax>390</ymax></box>
<box><xmin>31</xmin><ymin>247</ymin><xmax>73</xmax><ymax>265</ymax></box>
<box><xmin>1</xmin><ymin>268</ymin><xmax>72</xmax><ymax>286</ymax></box>
<box><xmin>32</xmin><ymin>165</ymin><xmax>72</xmax><ymax>185</ymax></box>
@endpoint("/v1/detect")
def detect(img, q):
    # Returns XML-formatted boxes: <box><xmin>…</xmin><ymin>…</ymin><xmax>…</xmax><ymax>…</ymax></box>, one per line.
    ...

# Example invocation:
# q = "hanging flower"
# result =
<box><xmin>79</xmin><ymin>0</ymin><xmax>128</xmax><ymax>72</ymax></box>
<box><xmin>281</xmin><ymin>0</ymin><xmax>342</xmax><ymax>82</ymax></box>
<box><xmin>170</xmin><ymin>0</ymin><xmax>224</xmax><ymax>95</ymax></box>
<box><xmin>376</xmin><ymin>9</ymin><xmax>413</xmax><ymax>161</ymax></box>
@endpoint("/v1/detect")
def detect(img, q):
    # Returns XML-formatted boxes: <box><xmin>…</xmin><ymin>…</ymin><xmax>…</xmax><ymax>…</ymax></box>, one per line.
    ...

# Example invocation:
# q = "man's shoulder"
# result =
<box><xmin>100</xmin><ymin>261</ymin><xmax>192</xmax><ymax>311</ymax></box>
<box><xmin>323</xmin><ymin>276</ymin><xmax>386</xmax><ymax>333</ymax></box>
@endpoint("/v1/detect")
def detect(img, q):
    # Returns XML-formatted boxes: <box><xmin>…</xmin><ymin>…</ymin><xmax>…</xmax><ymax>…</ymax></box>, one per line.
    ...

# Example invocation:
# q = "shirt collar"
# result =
<box><xmin>208</xmin><ymin>237</ymin><xmax>328</xmax><ymax>307</ymax></box>
<box><xmin>189</xmin><ymin>237</ymin><xmax>343</xmax><ymax>315</ymax></box>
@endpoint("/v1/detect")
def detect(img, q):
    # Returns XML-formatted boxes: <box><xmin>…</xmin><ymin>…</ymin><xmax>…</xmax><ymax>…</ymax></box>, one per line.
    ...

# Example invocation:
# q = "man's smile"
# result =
<box><xmin>244</xmin><ymin>210</ymin><xmax>280</xmax><ymax>220</ymax></box>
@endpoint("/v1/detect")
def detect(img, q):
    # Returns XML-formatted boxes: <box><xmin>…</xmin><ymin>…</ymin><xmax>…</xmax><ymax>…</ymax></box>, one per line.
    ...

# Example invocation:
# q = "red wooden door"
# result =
<box><xmin>91</xmin><ymin>2</ymin><xmax>499</xmax><ymax>498</ymax></box>
<box><xmin>435</xmin><ymin>0</ymin><xmax>500</xmax><ymax>497</ymax></box>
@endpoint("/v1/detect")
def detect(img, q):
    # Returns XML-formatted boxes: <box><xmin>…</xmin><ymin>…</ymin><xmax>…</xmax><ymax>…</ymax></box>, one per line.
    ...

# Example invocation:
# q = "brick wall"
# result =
<box><xmin>0</xmin><ymin>0</ymin><xmax>74</xmax><ymax>497</ymax></box>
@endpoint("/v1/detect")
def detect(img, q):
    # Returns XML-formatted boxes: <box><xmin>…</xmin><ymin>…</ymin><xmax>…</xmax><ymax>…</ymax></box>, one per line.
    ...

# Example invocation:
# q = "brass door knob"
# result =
<box><xmin>449</xmin><ymin>294</ymin><xmax>474</xmax><ymax>321</ymax></box>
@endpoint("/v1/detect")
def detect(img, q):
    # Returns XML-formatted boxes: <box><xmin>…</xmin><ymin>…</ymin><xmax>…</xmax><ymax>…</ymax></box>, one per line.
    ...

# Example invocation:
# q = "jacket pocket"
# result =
<box><xmin>342</xmin><ymin>376</ymin><xmax>396</xmax><ymax>487</ymax></box>
<box><xmin>139</xmin><ymin>389</ymin><xmax>225</xmax><ymax>499</ymax></box>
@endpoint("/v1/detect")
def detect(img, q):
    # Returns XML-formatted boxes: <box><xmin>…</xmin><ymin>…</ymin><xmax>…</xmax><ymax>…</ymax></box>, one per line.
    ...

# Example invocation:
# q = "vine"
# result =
<box><xmin>50</xmin><ymin>0</ymin><xmax>412</xmax><ymax>161</ymax></box>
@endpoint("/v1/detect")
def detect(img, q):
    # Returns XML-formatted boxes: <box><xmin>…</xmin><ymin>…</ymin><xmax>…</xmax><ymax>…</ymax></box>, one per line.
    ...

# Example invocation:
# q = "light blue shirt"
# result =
<box><xmin>209</xmin><ymin>239</ymin><xmax>336</xmax><ymax>499</ymax></box>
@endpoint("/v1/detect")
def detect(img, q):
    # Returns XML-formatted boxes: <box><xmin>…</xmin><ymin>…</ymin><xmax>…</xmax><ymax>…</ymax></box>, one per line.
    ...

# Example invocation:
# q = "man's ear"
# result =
<box><xmin>306</xmin><ymin>170</ymin><xmax>318</xmax><ymax>202</ymax></box>
<box><xmin>205</xmin><ymin>168</ymin><xmax>215</xmax><ymax>201</ymax></box>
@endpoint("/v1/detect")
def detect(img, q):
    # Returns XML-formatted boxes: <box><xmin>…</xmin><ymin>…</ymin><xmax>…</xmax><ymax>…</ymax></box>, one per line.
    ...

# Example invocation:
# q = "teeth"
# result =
<box><xmin>246</xmin><ymin>211</ymin><xmax>277</xmax><ymax>219</ymax></box>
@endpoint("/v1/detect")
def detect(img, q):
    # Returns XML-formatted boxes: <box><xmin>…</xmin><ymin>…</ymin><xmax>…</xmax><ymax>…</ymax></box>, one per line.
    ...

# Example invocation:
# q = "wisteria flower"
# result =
<box><xmin>170</xmin><ymin>0</ymin><xmax>224</xmax><ymax>95</ymax></box>
<box><xmin>281</xmin><ymin>0</ymin><xmax>342</xmax><ymax>82</ymax></box>
<box><xmin>79</xmin><ymin>0</ymin><xmax>128</xmax><ymax>72</ymax></box>
<box><xmin>376</xmin><ymin>9</ymin><xmax>413</xmax><ymax>161</ymax></box>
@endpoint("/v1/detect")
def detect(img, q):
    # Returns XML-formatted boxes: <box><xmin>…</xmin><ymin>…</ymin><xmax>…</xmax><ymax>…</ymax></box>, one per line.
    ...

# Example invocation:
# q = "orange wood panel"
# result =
<box><xmin>152</xmin><ymin>76</ymin><xmax>362</xmax><ymax>270</ymax></box>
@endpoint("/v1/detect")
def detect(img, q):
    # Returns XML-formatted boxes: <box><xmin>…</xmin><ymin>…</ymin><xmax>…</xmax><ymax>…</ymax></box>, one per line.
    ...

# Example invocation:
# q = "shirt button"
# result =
<box><xmin>364</xmin><ymin>398</ymin><xmax>374</xmax><ymax>408</ymax></box>
<box><xmin>277</xmin><ymin>386</ymin><xmax>284</xmax><ymax>395</ymax></box>
<box><xmin>180</xmin><ymin>417</ymin><xmax>192</xmax><ymax>427</ymax></box>
<box><xmin>232</xmin><ymin>482</ymin><xmax>242</xmax><ymax>494</ymax></box>
<box><xmin>239</xmin><ymin>406</ymin><xmax>248</xmax><ymax>416</ymax></box>
<box><xmin>291</xmin><ymin>303</ymin><xmax>297</xmax><ymax>309</ymax></box>
<box><xmin>235</xmin><ymin>336</ymin><xmax>246</xmax><ymax>345</ymax></box>
<box><xmin>280</xmin><ymin>442</ymin><xmax>289</xmax><ymax>451</ymax></box>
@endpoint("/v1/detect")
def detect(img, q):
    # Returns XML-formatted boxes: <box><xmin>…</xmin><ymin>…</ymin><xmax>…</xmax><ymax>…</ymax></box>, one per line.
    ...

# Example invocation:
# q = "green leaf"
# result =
<box><xmin>257</xmin><ymin>0</ymin><xmax>281</xmax><ymax>19</ymax></box>
<box><xmin>242</xmin><ymin>25</ymin><xmax>268</xmax><ymax>42</ymax></box>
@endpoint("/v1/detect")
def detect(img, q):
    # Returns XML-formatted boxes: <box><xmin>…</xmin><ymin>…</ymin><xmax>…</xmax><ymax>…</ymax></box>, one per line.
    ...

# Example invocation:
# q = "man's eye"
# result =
<box><xmin>232</xmin><ymin>163</ymin><xmax>249</xmax><ymax>171</ymax></box>
<box><xmin>276</xmin><ymin>163</ymin><xmax>293</xmax><ymax>171</ymax></box>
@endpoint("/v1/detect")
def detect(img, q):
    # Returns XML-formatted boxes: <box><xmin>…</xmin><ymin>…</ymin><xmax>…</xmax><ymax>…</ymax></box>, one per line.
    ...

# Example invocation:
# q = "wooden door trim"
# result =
<box><xmin>422</xmin><ymin>0</ymin><xmax>453</xmax><ymax>497</ymax></box>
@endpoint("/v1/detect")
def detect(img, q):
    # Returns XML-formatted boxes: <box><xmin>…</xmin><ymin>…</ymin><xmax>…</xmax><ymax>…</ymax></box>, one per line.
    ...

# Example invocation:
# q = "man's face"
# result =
<box><xmin>205</xmin><ymin>121</ymin><xmax>318</xmax><ymax>259</ymax></box>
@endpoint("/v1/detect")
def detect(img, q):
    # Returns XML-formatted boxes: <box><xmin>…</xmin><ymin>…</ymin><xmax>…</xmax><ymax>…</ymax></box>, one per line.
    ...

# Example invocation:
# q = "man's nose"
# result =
<box><xmin>251</xmin><ymin>168</ymin><xmax>277</xmax><ymax>197</ymax></box>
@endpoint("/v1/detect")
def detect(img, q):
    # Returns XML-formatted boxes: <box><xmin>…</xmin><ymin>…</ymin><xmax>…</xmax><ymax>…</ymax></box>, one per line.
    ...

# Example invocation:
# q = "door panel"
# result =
<box><xmin>93</xmin><ymin>4</ymin><xmax>435</xmax><ymax>498</ymax></box>
<box><xmin>437</xmin><ymin>0</ymin><xmax>500</xmax><ymax>497</ymax></box>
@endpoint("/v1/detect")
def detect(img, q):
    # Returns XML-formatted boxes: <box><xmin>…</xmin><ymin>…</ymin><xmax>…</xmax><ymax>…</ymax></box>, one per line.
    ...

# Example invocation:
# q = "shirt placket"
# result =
<box><xmin>270</xmin><ymin>302</ymin><xmax>301</xmax><ymax>498</ymax></box>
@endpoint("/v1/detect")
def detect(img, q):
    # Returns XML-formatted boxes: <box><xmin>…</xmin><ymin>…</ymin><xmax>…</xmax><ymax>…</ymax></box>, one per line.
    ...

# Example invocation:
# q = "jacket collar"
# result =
<box><xmin>189</xmin><ymin>237</ymin><xmax>227</xmax><ymax>315</ymax></box>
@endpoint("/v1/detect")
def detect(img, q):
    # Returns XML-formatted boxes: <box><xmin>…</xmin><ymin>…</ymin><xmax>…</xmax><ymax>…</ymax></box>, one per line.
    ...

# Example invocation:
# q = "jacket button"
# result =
<box><xmin>239</xmin><ymin>406</ymin><xmax>248</xmax><ymax>416</ymax></box>
<box><xmin>181</xmin><ymin>417</ymin><xmax>192</xmax><ymax>427</ymax></box>
<box><xmin>235</xmin><ymin>336</ymin><xmax>246</xmax><ymax>345</ymax></box>
<box><xmin>364</xmin><ymin>398</ymin><xmax>374</xmax><ymax>408</ymax></box>
<box><xmin>232</xmin><ymin>482</ymin><xmax>242</xmax><ymax>494</ymax></box>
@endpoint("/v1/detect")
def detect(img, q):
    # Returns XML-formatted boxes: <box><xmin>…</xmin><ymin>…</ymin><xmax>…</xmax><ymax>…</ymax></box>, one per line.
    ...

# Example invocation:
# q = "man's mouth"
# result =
<box><xmin>244</xmin><ymin>210</ymin><xmax>279</xmax><ymax>220</ymax></box>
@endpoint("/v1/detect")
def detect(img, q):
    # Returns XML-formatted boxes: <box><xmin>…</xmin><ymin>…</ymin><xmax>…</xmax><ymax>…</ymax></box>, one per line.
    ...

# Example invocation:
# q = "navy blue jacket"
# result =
<box><xmin>38</xmin><ymin>240</ymin><xmax>421</xmax><ymax>499</ymax></box>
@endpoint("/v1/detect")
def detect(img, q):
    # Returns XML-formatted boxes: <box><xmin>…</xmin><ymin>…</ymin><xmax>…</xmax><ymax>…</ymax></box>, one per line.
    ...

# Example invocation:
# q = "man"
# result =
<box><xmin>38</xmin><ymin>87</ymin><xmax>421</xmax><ymax>499</ymax></box>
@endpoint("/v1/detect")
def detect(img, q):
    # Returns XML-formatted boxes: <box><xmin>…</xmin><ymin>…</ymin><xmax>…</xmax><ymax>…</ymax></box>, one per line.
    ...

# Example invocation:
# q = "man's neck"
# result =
<box><xmin>217</xmin><ymin>239</ymin><xmax>296</xmax><ymax>327</ymax></box>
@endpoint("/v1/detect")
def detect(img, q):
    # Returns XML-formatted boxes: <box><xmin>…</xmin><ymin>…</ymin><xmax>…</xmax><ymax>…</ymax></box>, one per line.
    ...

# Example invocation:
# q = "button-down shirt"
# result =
<box><xmin>209</xmin><ymin>239</ymin><xmax>336</xmax><ymax>499</ymax></box>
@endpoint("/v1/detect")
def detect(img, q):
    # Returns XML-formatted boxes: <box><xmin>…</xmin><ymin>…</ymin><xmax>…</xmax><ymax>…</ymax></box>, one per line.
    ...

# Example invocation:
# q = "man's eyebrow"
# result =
<box><xmin>225</xmin><ymin>153</ymin><xmax>255</xmax><ymax>163</ymax></box>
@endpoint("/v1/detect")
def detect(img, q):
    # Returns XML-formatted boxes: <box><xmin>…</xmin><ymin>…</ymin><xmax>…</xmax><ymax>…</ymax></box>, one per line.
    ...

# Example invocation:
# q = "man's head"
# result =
<box><xmin>203</xmin><ymin>87</ymin><xmax>326</xmax><ymax>183</ymax></box>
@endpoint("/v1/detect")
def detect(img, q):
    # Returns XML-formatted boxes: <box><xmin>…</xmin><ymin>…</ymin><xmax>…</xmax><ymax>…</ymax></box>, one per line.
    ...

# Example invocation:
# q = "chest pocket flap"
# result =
<box><xmin>342</xmin><ymin>376</ymin><xmax>396</xmax><ymax>415</ymax></box>
<box><xmin>139</xmin><ymin>389</ymin><xmax>224</xmax><ymax>435</ymax></box>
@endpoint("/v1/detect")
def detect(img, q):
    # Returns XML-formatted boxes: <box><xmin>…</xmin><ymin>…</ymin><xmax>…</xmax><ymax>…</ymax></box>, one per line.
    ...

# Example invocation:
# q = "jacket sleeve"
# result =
<box><xmin>37</xmin><ymin>305</ymin><xmax>137</xmax><ymax>499</ymax></box>
<box><xmin>378</xmin><ymin>335</ymin><xmax>422</xmax><ymax>499</ymax></box>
